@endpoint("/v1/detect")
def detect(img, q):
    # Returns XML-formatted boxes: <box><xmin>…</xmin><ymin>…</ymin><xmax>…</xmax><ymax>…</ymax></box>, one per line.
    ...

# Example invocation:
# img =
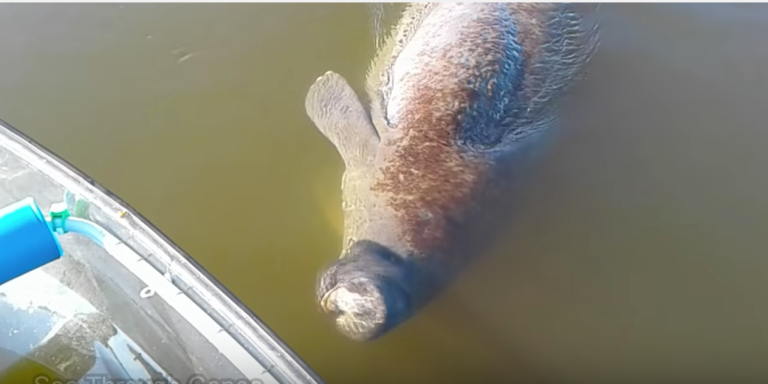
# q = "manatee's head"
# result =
<box><xmin>316</xmin><ymin>240</ymin><xmax>422</xmax><ymax>342</ymax></box>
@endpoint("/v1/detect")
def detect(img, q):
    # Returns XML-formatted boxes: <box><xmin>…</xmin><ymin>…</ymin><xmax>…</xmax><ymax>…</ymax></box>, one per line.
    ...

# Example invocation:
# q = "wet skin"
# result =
<box><xmin>305</xmin><ymin>3</ymin><xmax>600</xmax><ymax>342</ymax></box>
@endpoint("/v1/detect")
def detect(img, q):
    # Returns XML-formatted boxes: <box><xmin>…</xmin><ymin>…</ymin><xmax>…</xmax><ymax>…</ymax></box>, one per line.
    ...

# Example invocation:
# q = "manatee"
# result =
<box><xmin>304</xmin><ymin>3</ymin><xmax>601</xmax><ymax>342</ymax></box>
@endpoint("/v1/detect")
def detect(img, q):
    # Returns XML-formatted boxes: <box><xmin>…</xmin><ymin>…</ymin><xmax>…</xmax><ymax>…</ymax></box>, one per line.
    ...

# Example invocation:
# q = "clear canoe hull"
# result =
<box><xmin>0</xmin><ymin>118</ymin><xmax>324</xmax><ymax>384</ymax></box>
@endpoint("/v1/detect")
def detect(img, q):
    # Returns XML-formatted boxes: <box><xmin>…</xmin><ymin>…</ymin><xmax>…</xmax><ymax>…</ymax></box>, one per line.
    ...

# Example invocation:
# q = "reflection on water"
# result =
<box><xmin>1</xmin><ymin>3</ymin><xmax>768</xmax><ymax>384</ymax></box>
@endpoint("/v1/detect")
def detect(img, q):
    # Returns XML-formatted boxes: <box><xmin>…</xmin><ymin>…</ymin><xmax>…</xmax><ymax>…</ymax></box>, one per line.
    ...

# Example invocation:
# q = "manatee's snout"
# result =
<box><xmin>319</xmin><ymin>276</ymin><xmax>410</xmax><ymax>341</ymax></box>
<box><xmin>316</xmin><ymin>241</ymin><xmax>415</xmax><ymax>341</ymax></box>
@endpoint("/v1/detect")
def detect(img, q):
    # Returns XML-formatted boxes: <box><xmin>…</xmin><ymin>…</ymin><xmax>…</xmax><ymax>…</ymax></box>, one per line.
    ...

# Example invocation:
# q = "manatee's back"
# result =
<box><xmin>366</xmin><ymin>3</ymin><xmax>600</xmax><ymax>152</ymax></box>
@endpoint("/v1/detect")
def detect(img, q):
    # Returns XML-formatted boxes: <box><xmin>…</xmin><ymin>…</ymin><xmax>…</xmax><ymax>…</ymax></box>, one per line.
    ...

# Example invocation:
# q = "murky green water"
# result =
<box><xmin>2</xmin><ymin>3</ymin><xmax>768</xmax><ymax>384</ymax></box>
<box><xmin>0</xmin><ymin>349</ymin><xmax>66</xmax><ymax>384</ymax></box>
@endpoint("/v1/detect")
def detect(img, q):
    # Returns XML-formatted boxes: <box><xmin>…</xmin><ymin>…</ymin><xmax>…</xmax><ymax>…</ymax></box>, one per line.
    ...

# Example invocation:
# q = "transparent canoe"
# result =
<box><xmin>0</xmin><ymin>118</ymin><xmax>324</xmax><ymax>384</ymax></box>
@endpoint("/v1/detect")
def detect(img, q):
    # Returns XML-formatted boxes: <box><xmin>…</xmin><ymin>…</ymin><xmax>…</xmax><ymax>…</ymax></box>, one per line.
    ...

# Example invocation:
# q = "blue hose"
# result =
<box><xmin>64</xmin><ymin>217</ymin><xmax>108</xmax><ymax>248</ymax></box>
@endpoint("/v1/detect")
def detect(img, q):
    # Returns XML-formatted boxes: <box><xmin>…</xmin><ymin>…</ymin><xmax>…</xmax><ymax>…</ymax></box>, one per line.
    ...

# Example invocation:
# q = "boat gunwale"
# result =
<box><xmin>0</xmin><ymin>117</ymin><xmax>325</xmax><ymax>384</ymax></box>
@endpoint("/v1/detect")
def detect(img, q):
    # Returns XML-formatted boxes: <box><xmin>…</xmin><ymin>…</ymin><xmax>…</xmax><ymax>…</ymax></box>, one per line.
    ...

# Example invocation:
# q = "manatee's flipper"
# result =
<box><xmin>305</xmin><ymin>71</ymin><xmax>381</xmax><ymax>169</ymax></box>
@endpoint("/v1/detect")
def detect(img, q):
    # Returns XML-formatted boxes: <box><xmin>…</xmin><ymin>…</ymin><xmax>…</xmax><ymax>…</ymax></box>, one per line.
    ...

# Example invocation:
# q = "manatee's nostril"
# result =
<box><xmin>315</xmin><ymin>240</ymin><xmax>418</xmax><ymax>341</ymax></box>
<box><xmin>318</xmin><ymin>275</ymin><xmax>415</xmax><ymax>342</ymax></box>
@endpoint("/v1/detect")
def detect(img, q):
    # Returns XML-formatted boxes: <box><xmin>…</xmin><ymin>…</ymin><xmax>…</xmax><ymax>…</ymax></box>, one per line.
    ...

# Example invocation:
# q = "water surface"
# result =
<box><xmin>1</xmin><ymin>4</ymin><xmax>768</xmax><ymax>384</ymax></box>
